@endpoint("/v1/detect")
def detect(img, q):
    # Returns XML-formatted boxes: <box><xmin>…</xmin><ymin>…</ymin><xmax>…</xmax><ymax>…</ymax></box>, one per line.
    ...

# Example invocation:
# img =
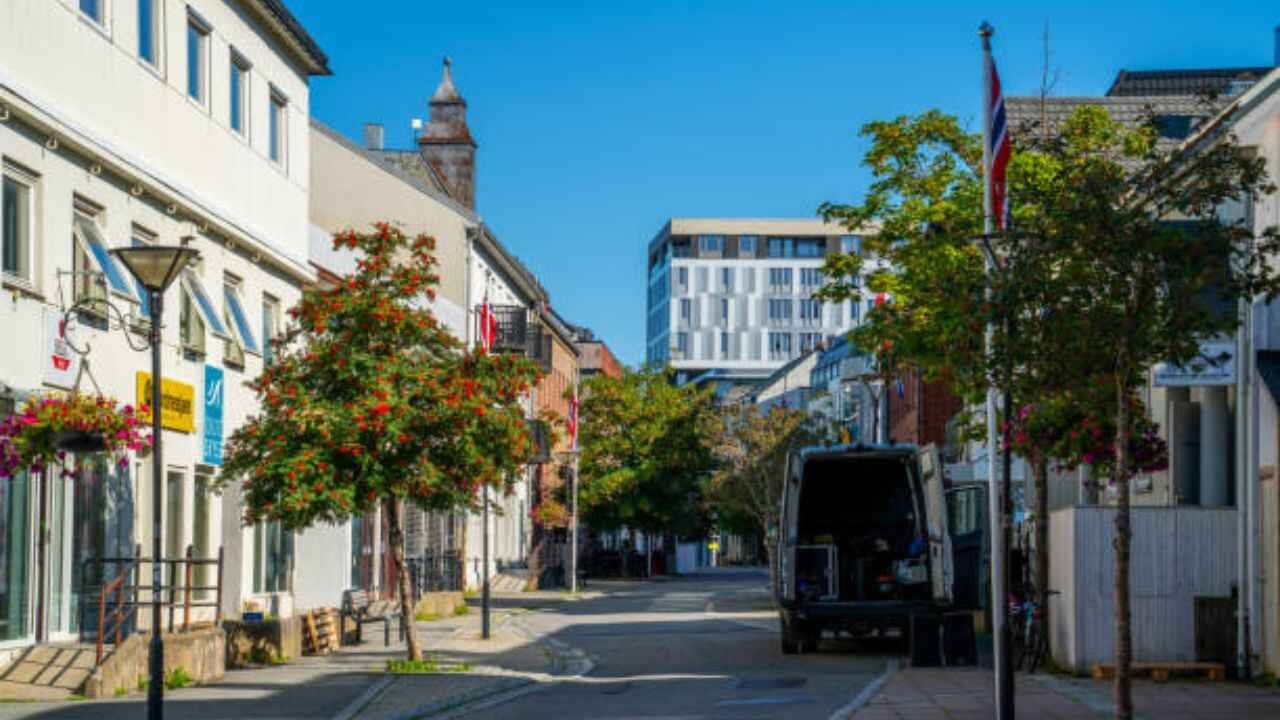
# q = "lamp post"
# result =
<box><xmin>109</xmin><ymin>244</ymin><xmax>199</xmax><ymax>720</ymax></box>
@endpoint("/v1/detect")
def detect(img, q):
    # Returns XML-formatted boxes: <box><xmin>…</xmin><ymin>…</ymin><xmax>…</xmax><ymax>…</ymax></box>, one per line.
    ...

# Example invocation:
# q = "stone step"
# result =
<box><xmin>0</xmin><ymin>645</ymin><xmax>97</xmax><ymax>694</ymax></box>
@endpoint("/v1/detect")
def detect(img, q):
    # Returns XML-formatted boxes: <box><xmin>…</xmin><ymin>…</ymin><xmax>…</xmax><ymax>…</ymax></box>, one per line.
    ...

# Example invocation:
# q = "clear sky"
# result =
<box><xmin>292</xmin><ymin>1</ymin><xmax>1277</xmax><ymax>366</ymax></box>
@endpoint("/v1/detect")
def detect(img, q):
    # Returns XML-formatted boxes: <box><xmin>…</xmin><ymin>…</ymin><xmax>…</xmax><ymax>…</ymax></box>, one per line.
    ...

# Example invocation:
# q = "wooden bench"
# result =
<box><xmin>340</xmin><ymin>589</ymin><xmax>403</xmax><ymax>646</ymax></box>
<box><xmin>1091</xmin><ymin>661</ymin><xmax>1226</xmax><ymax>682</ymax></box>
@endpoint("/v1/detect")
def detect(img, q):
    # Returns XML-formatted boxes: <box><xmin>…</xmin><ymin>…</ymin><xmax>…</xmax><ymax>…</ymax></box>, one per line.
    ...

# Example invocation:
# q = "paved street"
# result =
<box><xmin>459</xmin><ymin>571</ymin><xmax>892</xmax><ymax>720</ymax></box>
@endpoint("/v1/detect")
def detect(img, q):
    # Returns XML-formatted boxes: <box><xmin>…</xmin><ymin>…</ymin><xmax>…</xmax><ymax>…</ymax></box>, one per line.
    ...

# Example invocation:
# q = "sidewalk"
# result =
<box><xmin>0</xmin><ymin>591</ymin><xmax>591</xmax><ymax>720</ymax></box>
<box><xmin>851</xmin><ymin>668</ymin><xmax>1280</xmax><ymax>719</ymax></box>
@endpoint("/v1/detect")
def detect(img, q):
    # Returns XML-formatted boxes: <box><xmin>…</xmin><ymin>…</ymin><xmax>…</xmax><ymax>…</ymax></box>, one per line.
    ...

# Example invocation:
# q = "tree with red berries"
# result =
<box><xmin>219</xmin><ymin>224</ymin><xmax>541</xmax><ymax>660</ymax></box>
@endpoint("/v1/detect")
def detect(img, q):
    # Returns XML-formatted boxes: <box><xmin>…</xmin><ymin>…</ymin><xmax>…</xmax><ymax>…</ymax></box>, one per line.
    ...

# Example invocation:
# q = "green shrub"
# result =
<box><xmin>164</xmin><ymin>667</ymin><xmax>194</xmax><ymax>690</ymax></box>
<box><xmin>453</xmin><ymin>604</ymin><xmax>470</xmax><ymax>616</ymax></box>
<box><xmin>415</xmin><ymin>610</ymin><xmax>440</xmax><ymax>622</ymax></box>
<box><xmin>113</xmin><ymin>687</ymin><xmax>128</xmax><ymax>698</ymax></box>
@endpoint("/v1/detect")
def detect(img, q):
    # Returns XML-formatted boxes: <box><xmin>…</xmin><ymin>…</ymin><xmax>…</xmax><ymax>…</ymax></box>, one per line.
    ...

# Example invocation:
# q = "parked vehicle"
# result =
<box><xmin>776</xmin><ymin>443</ymin><xmax>953</xmax><ymax>653</ymax></box>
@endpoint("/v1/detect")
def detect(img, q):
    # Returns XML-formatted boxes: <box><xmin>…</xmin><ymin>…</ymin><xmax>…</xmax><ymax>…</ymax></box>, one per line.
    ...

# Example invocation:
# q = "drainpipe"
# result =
<box><xmin>1236</xmin><ymin>300</ymin><xmax>1250</xmax><ymax>678</ymax></box>
<box><xmin>1247</xmin><ymin>301</ymin><xmax>1261</xmax><ymax>677</ymax></box>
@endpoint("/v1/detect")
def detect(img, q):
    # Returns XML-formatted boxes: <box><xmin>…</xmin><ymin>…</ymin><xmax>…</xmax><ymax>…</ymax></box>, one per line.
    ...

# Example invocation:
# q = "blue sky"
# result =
<box><xmin>293</xmin><ymin>2</ymin><xmax>1277</xmax><ymax>366</ymax></box>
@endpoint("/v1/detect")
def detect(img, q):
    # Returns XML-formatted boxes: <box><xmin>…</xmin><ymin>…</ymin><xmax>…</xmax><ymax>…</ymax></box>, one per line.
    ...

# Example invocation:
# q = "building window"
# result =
<box><xmin>720</xmin><ymin>298</ymin><xmax>729</xmax><ymax>324</ymax></box>
<box><xmin>1</xmin><ymin>167</ymin><xmax>35</xmax><ymax>285</ymax></box>
<box><xmin>768</xmin><ymin>299</ymin><xmax>792</xmax><ymax>324</ymax></box>
<box><xmin>697</xmin><ymin>235</ymin><xmax>724</xmax><ymax>255</ymax></box>
<box><xmin>181</xmin><ymin>270</ymin><xmax>229</xmax><ymax>355</ymax></box>
<box><xmin>262</xmin><ymin>294</ymin><xmax>280</xmax><ymax>365</ymax></box>
<box><xmin>799</xmin><ymin>299</ymin><xmax>822</xmax><ymax>325</ymax></box>
<box><xmin>222</xmin><ymin>276</ymin><xmax>257</xmax><ymax>367</ymax></box>
<box><xmin>71</xmin><ymin>207</ymin><xmax>135</xmax><ymax>310</ymax></box>
<box><xmin>679</xmin><ymin>298</ymin><xmax>691</xmax><ymax>326</ymax></box>
<box><xmin>676</xmin><ymin>266</ymin><xmax>688</xmax><ymax>289</ymax></box>
<box><xmin>193</xmin><ymin>473</ymin><xmax>213</xmax><ymax>598</ymax></box>
<box><xmin>269</xmin><ymin>89</ymin><xmax>288</xmax><ymax>165</ymax></box>
<box><xmin>840</xmin><ymin>235</ymin><xmax>861</xmax><ymax>254</ymax></box>
<box><xmin>671</xmin><ymin>238</ymin><xmax>691</xmax><ymax>258</ymax></box>
<box><xmin>130</xmin><ymin>226</ymin><xmax>156</xmax><ymax>320</ymax></box>
<box><xmin>720</xmin><ymin>267</ymin><xmax>732</xmax><ymax>291</ymax></box>
<box><xmin>850</xmin><ymin>300</ymin><xmax>859</xmax><ymax>323</ymax></box>
<box><xmin>187</xmin><ymin>12</ymin><xmax>210</xmax><ymax>104</ymax></box>
<box><xmin>720</xmin><ymin>332</ymin><xmax>730</xmax><ymax>357</ymax></box>
<box><xmin>739</xmin><ymin>235</ymin><xmax>758</xmax><ymax>255</ymax></box>
<box><xmin>801</xmin><ymin>268</ymin><xmax>823</xmax><ymax>288</ymax></box>
<box><xmin>80</xmin><ymin>0</ymin><xmax>103</xmax><ymax>24</ymax></box>
<box><xmin>253</xmin><ymin>521</ymin><xmax>292</xmax><ymax>593</ymax></box>
<box><xmin>675</xmin><ymin>332</ymin><xmax>689</xmax><ymax>358</ymax></box>
<box><xmin>0</xmin><ymin>471</ymin><xmax>31</xmax><ymax>641</ymax></box>
<box><xmin>800</xmin><ymin>332</ymin><xmax>822</xmax><ymax>352</ymax></box>
<box><xmin>796</xmin><ymin>239</ymin><xmax>824</xmax><ymax>258</ymax></box>
<box><xmin>230</xmin><ymin>53</ymin><xmax>250</xmax><ymax>135</ymax></box>
<box><xmin>768</xmin><ymin>267</ymin><xmax>792</xmax><ymax>293</ymax></box>
<box><xmin>768</xmin><ymin>238</ymin><xmax>794</xmax><ymax>258</ymax></box>
<box><xmin>138</xmin><ymin>0</ymin><xmax>159</xmax><ymax>65</ymax></box>
<box><xmin>768</xmin><ymin>332</ymin><xmax>793</xmax><ymax>361</ymax></box>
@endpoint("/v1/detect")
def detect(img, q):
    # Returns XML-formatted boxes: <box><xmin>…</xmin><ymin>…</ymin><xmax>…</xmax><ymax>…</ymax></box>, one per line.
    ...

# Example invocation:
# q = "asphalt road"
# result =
<box><xmin>464</xmin><ymin>571</ymin><xmax>894</xmax><ymax>720</ymax></box>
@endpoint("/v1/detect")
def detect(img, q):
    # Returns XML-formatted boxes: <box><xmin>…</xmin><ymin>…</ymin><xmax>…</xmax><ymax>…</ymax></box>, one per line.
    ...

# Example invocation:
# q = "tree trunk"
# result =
<box><xmin>1112</xmin><ymin>381</ymin><xmax>1133</xmax><ymax>720</ymax></box>
<box><xmin>1034</xmin><ymin>456</ymin><xmax>1050</xmax><ymax>617</ymax></box>
<box><xmin>385</xmin><ymin>498</ymin><xmax>422</xmax><ymax>661</ymax></box>
<box><xmin>764</xmin><ymin>538</ymin><xmax>780</xmax><ymax>602</ymax></box>
<box><xmin>527</xmin><ymin>468</ymin><xmax>545</xmax><ymax>590</ymax></box>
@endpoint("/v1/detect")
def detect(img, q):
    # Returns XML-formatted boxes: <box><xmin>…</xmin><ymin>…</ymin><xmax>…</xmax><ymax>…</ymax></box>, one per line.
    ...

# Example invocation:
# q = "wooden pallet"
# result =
<box><xmin>303</xmin><ymin>608</ymin><xmax>340</xmax><ymax>656</ymax></box>
<box><xmin>1091</xmin><ymin>661</ymin><xmax>1226</xmax><ymax>682</ymax></box>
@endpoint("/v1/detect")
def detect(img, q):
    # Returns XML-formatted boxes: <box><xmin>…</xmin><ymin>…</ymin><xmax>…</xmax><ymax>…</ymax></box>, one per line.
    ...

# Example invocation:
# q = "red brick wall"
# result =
<box><xmin>888</xmin><ymin>368</ymin><xmax>963</xmax><ymax>447</ymax></box>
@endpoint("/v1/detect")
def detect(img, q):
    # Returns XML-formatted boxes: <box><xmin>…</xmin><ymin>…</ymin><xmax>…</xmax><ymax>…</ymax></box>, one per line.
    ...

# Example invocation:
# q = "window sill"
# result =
<box><xmin>1</xmin><ymin>276</ymin><xmax>41</xmax><ymax>300</ymax></box>
<box><xmin>182</xmin><ymin>346</ymin><xmax>207</xmax><ymax>361</ymax></box>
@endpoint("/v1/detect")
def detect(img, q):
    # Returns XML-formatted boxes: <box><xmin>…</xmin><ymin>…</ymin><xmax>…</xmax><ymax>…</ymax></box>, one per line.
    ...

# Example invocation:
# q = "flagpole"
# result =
<box><xmin>980</xmin><ymin>20</ymin><xmax>1013</xmax><ymax>720</ymax></box>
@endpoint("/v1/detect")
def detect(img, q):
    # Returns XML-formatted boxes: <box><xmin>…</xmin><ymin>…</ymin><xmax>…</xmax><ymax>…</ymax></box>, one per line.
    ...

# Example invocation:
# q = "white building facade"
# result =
<box><xmin>645</xmin><ymin>219</ymin><xmax>869</xmax><ymax>392</ymax></box>
<box><xmin>0</xmin><ymin>0</ymin><xmax>328</xmax><ymax>662</ymax></box>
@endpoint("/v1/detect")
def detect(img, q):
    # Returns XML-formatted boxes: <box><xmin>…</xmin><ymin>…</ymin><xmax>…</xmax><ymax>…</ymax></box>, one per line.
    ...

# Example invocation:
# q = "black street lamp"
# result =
<box><xmin>109</xmin><ymin>243</ymin><xmax>199</xmax><ymax>720</ymax></box>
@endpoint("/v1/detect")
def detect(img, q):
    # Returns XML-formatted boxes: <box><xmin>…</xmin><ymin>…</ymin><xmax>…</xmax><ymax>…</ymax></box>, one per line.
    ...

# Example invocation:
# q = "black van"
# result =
<box><xmin>776</xmin><ymin>443</ymin><xmax>953</xmax><ymax>653</ymax></box>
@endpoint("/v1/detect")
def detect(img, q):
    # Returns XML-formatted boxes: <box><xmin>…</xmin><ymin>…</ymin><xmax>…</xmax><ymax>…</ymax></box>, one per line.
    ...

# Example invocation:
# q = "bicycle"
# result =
<box><xmin>1010</xmin><ymin>589</ymin><xmax>1059</xmax><ymax>672</ymax></box>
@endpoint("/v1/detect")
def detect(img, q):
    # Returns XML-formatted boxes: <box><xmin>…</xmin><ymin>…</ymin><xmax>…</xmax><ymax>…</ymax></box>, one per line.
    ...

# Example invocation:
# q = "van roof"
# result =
<box><xmin>796</xmin><ymin>443</ymin><xmax>918</xmax><ymax>462</ymax></box>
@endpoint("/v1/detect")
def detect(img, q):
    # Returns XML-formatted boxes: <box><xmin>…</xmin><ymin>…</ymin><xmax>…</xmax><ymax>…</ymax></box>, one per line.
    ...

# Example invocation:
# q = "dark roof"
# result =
<box><xmin>253</xmin><ymin>0</ymin><xmax>331</xmax><ymax>75</ymax></box>
<box><xmin>1004</xmin><ymin>96</ymin><xmax>1222</xmax><ymax>147</ymax></box>
<box><xmin>1106</xmin><ymin>67</ymin><xmax>1272</xmax><ymax>98</ymax></box>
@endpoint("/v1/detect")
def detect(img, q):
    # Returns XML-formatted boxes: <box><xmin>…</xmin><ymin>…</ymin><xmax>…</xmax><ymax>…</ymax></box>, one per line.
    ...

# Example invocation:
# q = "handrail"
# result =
<box><xmin>85</xmin><ymin>545</ymin><xmax>225</xmax><ymax>667</ymax></box>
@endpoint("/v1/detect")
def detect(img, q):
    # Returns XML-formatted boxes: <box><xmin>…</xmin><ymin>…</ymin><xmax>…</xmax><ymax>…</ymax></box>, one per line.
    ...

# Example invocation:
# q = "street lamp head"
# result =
<box><xmin>110</xmin><ymin>245</ymin><xmax>200</xmax><ymax>293</ymax></box>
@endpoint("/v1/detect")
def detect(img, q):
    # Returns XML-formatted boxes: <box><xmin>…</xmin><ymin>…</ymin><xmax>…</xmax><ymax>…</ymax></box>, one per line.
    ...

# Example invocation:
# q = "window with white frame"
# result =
<box><xmin>720</xmin><ymin>267</ymin><xmax>732</xmax><ymax>291</ymax></box>
<box><xmin>129</xmin><ymin>225</ymin><xmax>156</xmax><ymax>322</ymax></box>
<box><xmin>675</xmin><ymin>332</ymin><xmax>689</xmax><ymax>358</ymax></box>
<box><xmin>262</xmin><ymin>294</ymin><xmax>281</xmax><ymax>365</ymax></box>
<box><xmin>719</xmin><ymin>298</ymin><xmax>729</xmax><ymax>324</ymax></box>
<box><xmin>253</xmin><ymin>521</ymin><xmax>292</xmax><ymax>593</ymax></box>
<box><xmin>768</xmin><ymin>332</ymin><xmax>792</xmax><ymax>361</ymax></box>
<box><xmin>181</xmin><ymin>269</ymin><xmax>229</xmax><ymax>355</ymax></box>
<box><xmin>767</xmin><ymin>299</ymin><xmax>792</xmax><ymax>325</ymax></box>
<box><xmin>840</xmin><ymin>235</ymin><xmax>861</xmax><ymax>254</ymax></box>
<box><xmin>269</xmin><ymin>89</ymin><xmax>288</xmax><ymax>166</ymax></box>
<box><xmin>676</xmin><ymin>266</ymin><xmax>688</xmax><ymax>289</ymax></box>
<box><xmin>799</xmin><ymin>299</ymin><xmax>822</xmax><ymax>326</ymax></box>
<box><xmin>138</xmin><ymin>0</ymin><xmax>160</xmax><ymax>66</ymax></box>
<box><xmin>2</xmin><ymin>164</ymin><xmax>35</xmax><ymax>285</ymax></box>
<box><xmin>768</xmin><ymin>267</ymin><xmax>792</xmax><ymax>293</ymax></box>
<box><xmin>230</xmin><ymin>52</ymin><xmax>250</xmax><ymax>135</ymax></box>
<box><xmin>222</xmin><ymin>275</ymin><xmax>258</xmax><ymax>367</ymax></box>
<box><xmin>800</xmin><ymin>332</ymin><xmax>822</xmax><ymax>353</ymax></box>
<box><xmin>697</xmin><ymin>235</ymin><xmax>724</xmax><ymax>256</ymax></box>
<box><xmin>801</xmin><ymin>268</ymin><xmax>823</xmax><ymax>288</ymax></box>
<box><xmin>187</xmin><ymin>11</ymin><xmax>210</xmax><ymax>104</ymax></box>
<box><xmin>720</xmin><ymin>331</ymin><xmax>730</xmax><ymax>357</ymax></box>
<box><xmin>679</xmin><ymin>298</ymin><xmax>691</xmax><ymax>326</ymax></box>
<box><xmin>71</xmin><ymin>204</ymin><xmax>136</xmax><ymax>311</ymax></box>
<box><xmin>80</xmin><ymin>0</ymin><xmax>104</xmax><ymax>25</ymax></box>
<box><xmin>738</xmin><ymin>235</ymin><xmax>758</xmax><ymax>256</ymax></box>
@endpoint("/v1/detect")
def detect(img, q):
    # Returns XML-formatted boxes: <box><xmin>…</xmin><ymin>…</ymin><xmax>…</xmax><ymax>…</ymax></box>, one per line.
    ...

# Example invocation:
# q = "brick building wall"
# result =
<box><xmin>887</xmin><ymin>368</ymin><xmax>963</xmax><ymax>447</ymax></box>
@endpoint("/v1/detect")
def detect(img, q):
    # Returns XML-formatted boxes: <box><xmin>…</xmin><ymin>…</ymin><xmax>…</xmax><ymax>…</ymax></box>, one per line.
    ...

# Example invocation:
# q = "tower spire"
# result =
<box><xmin>420</xmin><ymin>56</ymin><xmax>477</xmax><ymax>208</ymax></box>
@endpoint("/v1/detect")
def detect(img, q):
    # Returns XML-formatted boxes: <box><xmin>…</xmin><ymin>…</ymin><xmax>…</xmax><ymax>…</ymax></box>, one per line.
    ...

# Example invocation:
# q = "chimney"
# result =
<box><xmin>419</xmin><ymin>57</ymin><xmax>477</xmax><ymax>209</ymax></box>
<box><xmin>363</xmin><ymin>122</ymin><xmax>385</xmax><ymax>151</ymax></box>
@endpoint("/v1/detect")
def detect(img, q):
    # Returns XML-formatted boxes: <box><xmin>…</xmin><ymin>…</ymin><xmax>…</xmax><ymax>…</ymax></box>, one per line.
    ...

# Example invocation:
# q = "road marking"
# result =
<box><xmin>330</xmin><ymin>674</ymin><xmax>394</xmax><ymax>720</ymax></box>
<box><xmin>717</xmin><ymin>695</ymin><xmax>815</xmax><ymax>707</ymax></box>
<box><xmin>827</xmin><ymin>657</ymin><xmax>899</xmax><ymax>720</ymax></box>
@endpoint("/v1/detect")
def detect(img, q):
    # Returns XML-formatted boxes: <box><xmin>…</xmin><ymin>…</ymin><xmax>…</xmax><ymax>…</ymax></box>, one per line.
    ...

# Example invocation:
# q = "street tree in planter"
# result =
<box><xmin>577</xmin><ymin>368</ymin><xmax>714</xmax><ymax>574</ymax></box>
<box><xmin>1008</xmin><ymin>104</ymin><xmax>1280</xmax><ymax>718</ymax></box>
<box><xmin>219</xmin><ymin>224</ymin><xmax>540</xmax><ymax>660</ymax></box>
<box><xmin>701</xmin><ymin>404</ymin><xmax>819</xmax><ymax>596</ymax></box>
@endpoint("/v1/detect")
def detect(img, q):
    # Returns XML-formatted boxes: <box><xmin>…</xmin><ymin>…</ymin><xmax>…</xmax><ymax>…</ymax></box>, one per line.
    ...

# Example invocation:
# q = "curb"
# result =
<box><xmin>828</xmin><ymin>657</ymin><xmax>900</xmax><ymax>720</ymax></box>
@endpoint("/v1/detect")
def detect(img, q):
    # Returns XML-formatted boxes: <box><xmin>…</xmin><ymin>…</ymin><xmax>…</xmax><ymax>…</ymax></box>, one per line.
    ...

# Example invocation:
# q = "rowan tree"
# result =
<box><xmin>219</xmin><ymin>224</ymin><xmax>541</xmax><ymax>660</ymax></box>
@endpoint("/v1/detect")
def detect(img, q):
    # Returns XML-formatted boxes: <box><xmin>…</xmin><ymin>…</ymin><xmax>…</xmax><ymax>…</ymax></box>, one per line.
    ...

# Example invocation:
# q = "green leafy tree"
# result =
<box><xmin>1009</xmin><ymin>105</ymin><xmax>1280</xmax><ymax>718</ymax></box>
<box><xmin>701</xmin><ymin>404</ymin><xmax>819</xmax><ymax>595</ymax></box>
<box><xmin>219</xmin><ymin>224</ymin><xmax>541</xmax><ymax>660</ymax></box>
<box><xmin>577</xmin><ymin>368</ymin><xmax>714</xmax><ymax>569</ymax></box>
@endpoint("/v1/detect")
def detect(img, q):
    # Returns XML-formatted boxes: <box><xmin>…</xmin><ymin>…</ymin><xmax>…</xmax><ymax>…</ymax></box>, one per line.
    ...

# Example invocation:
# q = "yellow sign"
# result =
<box><xmin>136</xmin><ymin>372</ymin><xmax>195</xmax><ymax>433</ymax></box>
<box><xmin>708</xmin><ymin>542</ymin><xmax>721</xmax><ymax>552</ymax></box>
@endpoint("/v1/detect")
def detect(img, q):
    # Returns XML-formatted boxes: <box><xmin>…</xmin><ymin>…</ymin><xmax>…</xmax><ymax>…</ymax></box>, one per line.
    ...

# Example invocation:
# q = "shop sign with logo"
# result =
<box><xmin>1153</xmin><ymin>340</ymin><xmax>1236</xmax><ymax>386</ymax></box>
<box><xmin>44</xmin><ymin>311</ymin><xmax>81</xmax><ymax>389</ymax></box>
<box><xmin>202</xmin><ymin>365</ymin><xmax>224</xmax><ymax>466</ymax></box>
<box><xmin>135</xmin><ymin>372</ymin><xmax>195</xmax><ymax>433</ymax></box>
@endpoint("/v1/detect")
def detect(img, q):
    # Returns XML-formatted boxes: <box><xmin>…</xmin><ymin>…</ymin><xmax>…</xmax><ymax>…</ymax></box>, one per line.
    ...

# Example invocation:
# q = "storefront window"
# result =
<box><xmin>254</xmin><ymin>521</ymin><xmax>292</xmax><ymax>593</ymax></box>
<box><xmin>0</xmin><ymin>472</ymin><xmax>31</xmax><ymax>641</ymax></box>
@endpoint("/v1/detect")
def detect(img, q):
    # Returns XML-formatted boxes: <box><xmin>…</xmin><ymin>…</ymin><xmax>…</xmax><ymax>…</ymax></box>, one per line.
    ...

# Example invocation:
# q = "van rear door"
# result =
<box><xmin>919</xmin><ymin>444</ymin><xmax>953</xmax><ymax>605</ymax></box>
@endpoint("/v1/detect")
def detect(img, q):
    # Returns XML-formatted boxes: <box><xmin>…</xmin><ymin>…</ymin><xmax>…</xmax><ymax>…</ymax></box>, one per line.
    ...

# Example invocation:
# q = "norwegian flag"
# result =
<box><xmin>985</xmin><ymin>39</ymin><xmax>1012</xmax><ymax>231</ymax></box>
<box><xmin>478</xmin><ymin>301</ymin><xmax>497</xmax><ymax>353</ymax></box>
<box><xmin>567</xmin><ymin>385</ymin><xmax>579</xmax><ymax>451</ymax></box>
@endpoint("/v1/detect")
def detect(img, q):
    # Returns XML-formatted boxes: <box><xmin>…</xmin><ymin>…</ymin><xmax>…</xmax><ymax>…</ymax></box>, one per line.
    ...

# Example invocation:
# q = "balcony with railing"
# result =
<box><xmin>483</xmin><ymin>304</ymin><xmax>553</xmax><ymax>371</ymax></box>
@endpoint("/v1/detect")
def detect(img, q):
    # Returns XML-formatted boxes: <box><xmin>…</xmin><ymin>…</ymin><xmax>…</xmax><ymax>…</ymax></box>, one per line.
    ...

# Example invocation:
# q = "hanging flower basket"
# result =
<box><xmin>0</xmin><ymin>393</ymin><xmax>152</xmax><ymax>479</ymax></box>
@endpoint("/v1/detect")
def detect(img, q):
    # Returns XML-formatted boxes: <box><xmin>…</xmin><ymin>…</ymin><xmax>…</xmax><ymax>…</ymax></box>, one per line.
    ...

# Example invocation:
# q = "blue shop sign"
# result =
<box><xmin>203</xmin><ymin>365</ymin><xmax>224</xmax><ymax>466</ymax></box>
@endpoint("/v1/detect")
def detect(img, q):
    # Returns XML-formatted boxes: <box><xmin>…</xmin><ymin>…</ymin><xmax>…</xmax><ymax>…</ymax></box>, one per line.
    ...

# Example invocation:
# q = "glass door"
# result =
<box><xmin>0</xmin><ymin>472</ymin><xmax>33</xmax><ymax>646</ymax></box>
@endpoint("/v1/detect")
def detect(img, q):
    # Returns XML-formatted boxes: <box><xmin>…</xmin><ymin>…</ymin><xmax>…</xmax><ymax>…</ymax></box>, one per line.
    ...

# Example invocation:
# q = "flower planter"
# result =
<box><xmin>54</xmin><ymin>430</ymin><xmax>108</xmax><ymax>454</ymax></box>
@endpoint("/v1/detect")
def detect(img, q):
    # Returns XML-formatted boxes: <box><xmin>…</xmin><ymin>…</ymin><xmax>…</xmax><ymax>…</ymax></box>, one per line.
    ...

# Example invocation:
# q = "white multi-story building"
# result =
<box><xmin>0</xmin><ymin>0</ymin><xmax>328</xmax><ymax>663</ymax></box>
<box><xmin>645</xmin><ymin>218</ymin><xmax>871</xmax><ymax>393</ymax></box>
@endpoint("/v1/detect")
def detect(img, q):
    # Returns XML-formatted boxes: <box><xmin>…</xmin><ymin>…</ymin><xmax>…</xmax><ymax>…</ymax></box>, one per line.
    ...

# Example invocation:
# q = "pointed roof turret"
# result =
<box><xmin>431</xmin><ymin>56</ymin><xmax>464</xmax><ymax>105</ymax></box>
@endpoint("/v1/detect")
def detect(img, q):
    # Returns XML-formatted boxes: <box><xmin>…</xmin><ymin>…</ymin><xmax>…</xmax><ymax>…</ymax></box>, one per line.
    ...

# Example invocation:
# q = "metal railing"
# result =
<box><xmin>81</xmin><ymin>545</ymin><xmax>224</xmax><ymax>665</ymax></box>
<box><xmin>408</xmin><ymin>552</ymin><xmax>464</xmax><ymax>599</ymax></box>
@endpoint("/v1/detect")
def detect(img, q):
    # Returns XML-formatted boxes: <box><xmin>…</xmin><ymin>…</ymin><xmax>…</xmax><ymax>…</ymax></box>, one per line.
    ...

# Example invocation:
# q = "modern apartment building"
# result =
<box><xmin>645</xmin><ymin>218</ymin><xmax>871</xmax><ymax>391</ymax></box>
